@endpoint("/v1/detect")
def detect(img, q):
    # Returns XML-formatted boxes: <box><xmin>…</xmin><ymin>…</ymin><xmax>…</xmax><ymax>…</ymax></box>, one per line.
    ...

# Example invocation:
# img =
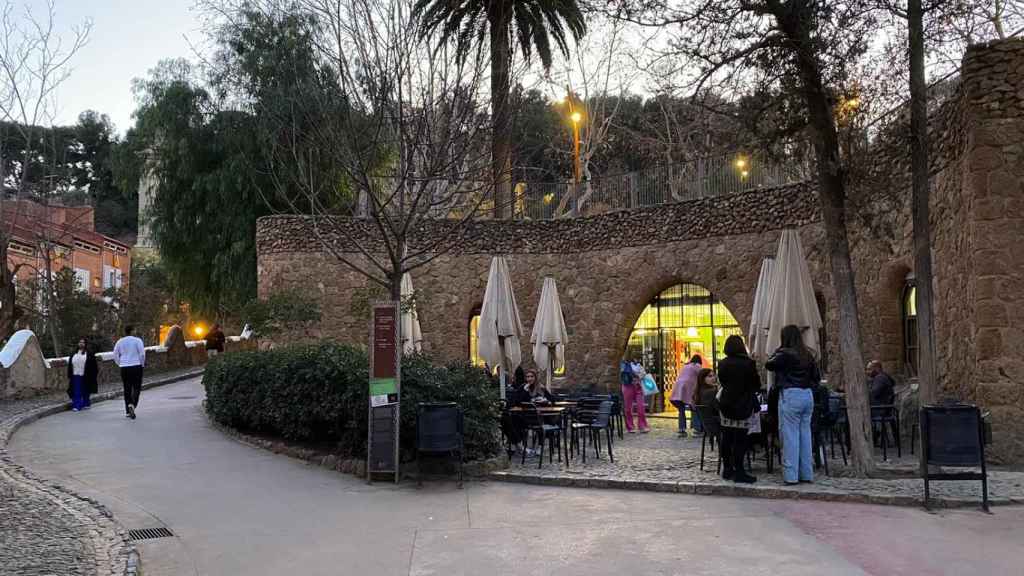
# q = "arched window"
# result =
<box><xmin>468</xmin><ymin>306</ymin><xmax>485</xmax><ymax>368</ymax></box>
<box><xmin>626</xmin><ymin>283</ymin><xmax>741</xmax><ymax>413</ymax></box>
<box><xmin>902</xmin><ymin>279</ymin><xmax>918</xmax><ymax>377</ymax></box>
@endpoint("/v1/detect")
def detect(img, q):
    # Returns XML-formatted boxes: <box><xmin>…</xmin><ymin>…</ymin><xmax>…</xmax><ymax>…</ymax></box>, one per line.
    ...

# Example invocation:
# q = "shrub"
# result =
<box><xmin>203</xmin><ymin>341</ymin><xmax>501</xmax><ymax>461</ymax></box>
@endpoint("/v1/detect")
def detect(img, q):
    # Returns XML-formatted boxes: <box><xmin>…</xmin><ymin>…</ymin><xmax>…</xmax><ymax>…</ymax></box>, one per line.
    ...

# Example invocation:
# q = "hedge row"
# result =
<box><xmin>202</xmin><ymin>342</ymin><xmax>501</xmax><ymax>461</ymax></box>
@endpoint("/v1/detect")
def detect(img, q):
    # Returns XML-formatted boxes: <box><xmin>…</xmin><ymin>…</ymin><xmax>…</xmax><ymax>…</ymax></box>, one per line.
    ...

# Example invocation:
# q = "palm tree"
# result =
<box><xmin>413</xmin><ymin>0</ymin><xmax>586</xmax><ymax>219</ymax></box>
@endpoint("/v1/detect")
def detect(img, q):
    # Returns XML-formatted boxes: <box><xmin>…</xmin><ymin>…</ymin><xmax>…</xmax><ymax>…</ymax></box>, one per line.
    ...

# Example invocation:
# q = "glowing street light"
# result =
<box><xmin>735</xmin><ymin>157</ymin><xmax>747</xmax><ymax>169</ymax></box>
<box><xmin>570</xmin><ymin>111</ymin><xmax>582</xmax><ymax>124</ymax></box>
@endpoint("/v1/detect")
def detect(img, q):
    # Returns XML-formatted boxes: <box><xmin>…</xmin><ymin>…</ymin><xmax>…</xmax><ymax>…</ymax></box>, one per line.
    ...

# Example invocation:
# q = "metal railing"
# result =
<box><xmin>511</xmin><ymin>152</ymin><xmax>812</xmax><ymax>220</ymax></box>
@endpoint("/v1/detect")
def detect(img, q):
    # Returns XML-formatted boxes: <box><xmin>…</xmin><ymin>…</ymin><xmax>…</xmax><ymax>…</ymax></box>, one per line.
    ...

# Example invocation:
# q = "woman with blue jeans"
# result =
<box><xmin>766</xmin><ymin>325</ymin><xmax>820</xmax><ymax>485</ymax></box>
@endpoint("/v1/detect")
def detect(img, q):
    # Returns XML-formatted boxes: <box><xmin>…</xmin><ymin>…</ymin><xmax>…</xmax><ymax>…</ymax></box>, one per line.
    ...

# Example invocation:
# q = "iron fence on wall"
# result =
<box><xmin>511</xmin><ymin>152</ymin><xmax>812</xmax><ymax>220</ymax></box>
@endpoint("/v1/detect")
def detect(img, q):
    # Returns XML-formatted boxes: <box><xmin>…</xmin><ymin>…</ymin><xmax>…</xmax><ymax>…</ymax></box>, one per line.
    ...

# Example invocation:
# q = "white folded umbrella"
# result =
<box><xmin>400</xmin><ymin>273</ymin><xmax>422</xmax><ymax>354</ymax></box>
<box><xmin>531</xmin><ymin>277</ymin><xmax>568</xmax><ymax>389</ymax></box>
<box><xmin>749</xmin><ymin>257</ymin><xmax>776</xmax><ymax>360</ymax></box>
<box><xmin>477</xmin><ymin>256</ymin><xmax>524</xmax><ymax>397</ymax></box>
<box><xmin>765</xmin><ymin>229</ymin><xmax>823</xmax><ymax>356</ymax></box>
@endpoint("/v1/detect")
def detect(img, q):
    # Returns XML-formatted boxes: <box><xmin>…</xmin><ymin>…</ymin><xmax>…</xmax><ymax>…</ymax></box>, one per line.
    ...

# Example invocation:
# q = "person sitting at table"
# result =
<box><xmin>696</xmin><ymin>368</ymin><xmax>719</xmax><ymax>408</ymax></box>
<box><xmin>524</xmin><ymin>368</ymin><xmax>554</xmax><ymax>404</ymax></box>
<box><xmin>716</xmin><ymin>335</ymin><xmax>761</xmax><ymax>483</ymax></box>
<box><xmin>867</xmin><ymin>360</ymin><xmax>895</xmax><ymax>406</ymax></box>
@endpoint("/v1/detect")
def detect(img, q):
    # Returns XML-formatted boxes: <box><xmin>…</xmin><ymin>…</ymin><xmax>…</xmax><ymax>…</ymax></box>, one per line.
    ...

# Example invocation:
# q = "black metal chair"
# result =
<box><xmin>576</xmin><ymin>400</ymin><xmax>614</xmax><ymax>463</ymax></box>
<box><xmin>416</xmin><ymin>402</ymin><xmax>464</xmax><ymax>487</ymax></box>
<box><xmin>871</xmin><ymin>404</ymin><xmax>901</xmax><ymax>460</ymax></box>
<box><xmin>569</xmin><ymin>397</ymin><xmax>604</xmax><ymax>458</ymax></box>
<box><xmin>609</xmin><ymin>393</ymin><xmax>624</xmax><ymax>439</ymax></box>
<box><xmin>824</xmin><ymin>395</ymin><xmax>848</xmax><ymax>465</ymax></box>
<box><xmin>695</xmin><ymin>404</ymin><xmax>722</xmax><ymax>473</ymax></box>
<box><xmin>519</xmin><ymin>403</ymin><xmax>564</xmax><ymax>468</ymax></box>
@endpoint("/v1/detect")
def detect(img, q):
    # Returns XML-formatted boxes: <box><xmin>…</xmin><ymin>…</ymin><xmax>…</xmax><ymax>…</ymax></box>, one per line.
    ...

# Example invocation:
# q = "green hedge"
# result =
<box><xmin>203</xmin><ymin>341</ymin><xmax>501</xmax><ymax>461</ymax></box>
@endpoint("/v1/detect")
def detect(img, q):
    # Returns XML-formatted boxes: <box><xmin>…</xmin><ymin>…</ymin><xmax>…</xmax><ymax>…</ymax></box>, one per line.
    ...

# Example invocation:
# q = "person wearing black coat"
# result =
<box><xmin>716</xmin><ymin>335</ymin><xmax>761</xmax><ymax>483</ymax></box>
<box><xmin>766</xmin><ymin>325</ymin><xmax>821</xmax><ymax>485</ymax></box>
<box><xmin>67</xmin><ymin>338</ymin><xmax>99</xmax><ymax>411</ymax></box>
<box><xmin>205</xmin><ymin>324</ymin><xmax>226</xmax><ymax>356</ymax></box>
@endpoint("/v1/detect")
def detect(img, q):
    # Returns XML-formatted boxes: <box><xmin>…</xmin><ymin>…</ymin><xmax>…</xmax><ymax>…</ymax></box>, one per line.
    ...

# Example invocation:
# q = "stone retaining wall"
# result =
<box><xmin>0</xmin><ymin>325</ymin><xmax>256</xmax><ymax>400</ymax></box>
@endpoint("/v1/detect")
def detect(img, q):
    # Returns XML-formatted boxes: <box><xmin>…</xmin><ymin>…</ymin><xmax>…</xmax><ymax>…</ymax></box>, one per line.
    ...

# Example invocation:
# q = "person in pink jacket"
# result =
<box><xmin>670</xmin><ymin>355</ymin><xmax>704</xmax><ymax>437</ymax></box>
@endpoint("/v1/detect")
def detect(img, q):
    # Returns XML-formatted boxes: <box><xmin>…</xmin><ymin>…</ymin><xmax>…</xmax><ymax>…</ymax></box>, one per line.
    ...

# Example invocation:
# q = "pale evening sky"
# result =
<box><xmin>24</xmin><ymin>0</ymin><xmax>203</xmax><ymax>134</ymax></box>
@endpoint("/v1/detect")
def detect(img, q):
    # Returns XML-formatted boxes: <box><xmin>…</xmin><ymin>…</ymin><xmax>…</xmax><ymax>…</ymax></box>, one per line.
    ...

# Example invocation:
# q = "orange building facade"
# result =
<box><xmin>3</xmin><ymin>199</ymin><xmax>131</xmax><ymax>297</ymax></box>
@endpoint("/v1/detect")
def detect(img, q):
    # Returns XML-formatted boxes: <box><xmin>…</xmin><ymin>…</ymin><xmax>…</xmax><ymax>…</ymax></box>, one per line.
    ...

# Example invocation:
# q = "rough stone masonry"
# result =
<box><xmin>258</xmin><ymin>39</ymin><xmax>1024</xmax><ymax>464</ymax></box>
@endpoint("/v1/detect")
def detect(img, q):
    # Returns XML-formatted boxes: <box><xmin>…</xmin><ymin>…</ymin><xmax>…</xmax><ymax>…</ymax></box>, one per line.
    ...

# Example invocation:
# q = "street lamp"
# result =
<box><xmin>735</xmin><ymin>156</ymin><xmax>750</xmax><ymax>181</ymax></box>
<box><xmin>570</xmin><ymin>111</ymin><xmax>582</xmax><ymax>185</ymax></box>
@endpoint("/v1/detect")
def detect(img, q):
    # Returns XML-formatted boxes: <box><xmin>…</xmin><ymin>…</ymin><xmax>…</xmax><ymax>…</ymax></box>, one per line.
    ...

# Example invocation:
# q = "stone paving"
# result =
<box><xmin>0</xmin><ymin>368</ymin><xmax>202</xmax><ymax>576</ymax></box>
<box><xmin>493</xmin><ymin>416</ymin><xmax>1024</xmax><ymax>507</ymax></box>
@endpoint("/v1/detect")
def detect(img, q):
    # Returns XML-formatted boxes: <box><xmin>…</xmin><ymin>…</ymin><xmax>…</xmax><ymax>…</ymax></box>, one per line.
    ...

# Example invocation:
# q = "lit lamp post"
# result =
<box><xmin>570</xmin><ymin>110</ymin><xmax>582</xmax><ymax>186</ymax></box>
<box><xmin>735</xmin><ymin>156</ymin><xmax>750</xmax><ymax>181</ymax></box>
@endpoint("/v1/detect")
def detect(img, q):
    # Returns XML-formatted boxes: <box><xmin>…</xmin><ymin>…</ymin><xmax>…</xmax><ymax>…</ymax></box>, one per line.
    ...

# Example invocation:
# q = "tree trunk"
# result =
<box><xmin>42</xmin><ymin>245</ymin><xmax>61</xmax><ymax>355</ymax></box>
<box><xmin>773</xmin><ymin>1</ymin><xmax>875</xmax><ymax>476</ymax></box>
<box><xmin>909</xmin><ymin>0</ymin><xmax>936</xmax><ymax>403</ymax></box>
<box><xmin>909</xmin><ymin>0</ymin><xmax>938</xmax><ymax>475</ymax></box>
<box><xmin>489</xmin><ymin>12</ymin><xmax>512</xmax><ymax>220</ymax></box>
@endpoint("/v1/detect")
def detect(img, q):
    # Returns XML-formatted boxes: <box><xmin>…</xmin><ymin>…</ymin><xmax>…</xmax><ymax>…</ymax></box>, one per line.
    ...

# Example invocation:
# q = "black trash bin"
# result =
<box><xmin>416</xmin><ymin>402</ymin><xmax>464</xmax><ymax>487</ymax></box>
<box><xmin>921</xmin><ymin>403</ymin><xmax>988</xmax><ymax>511</ymax></box>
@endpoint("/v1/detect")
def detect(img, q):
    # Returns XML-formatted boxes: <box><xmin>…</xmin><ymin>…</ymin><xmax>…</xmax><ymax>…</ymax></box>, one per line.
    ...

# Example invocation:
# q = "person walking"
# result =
<box><xmin>114</xmin><ymin>325</ymin><xmax>146</xmax><ymax>420</ymax></box>
<box><xmin>66</xmin><ymin>338</ymin><xmax>99</xmax><ymax>412</ymax></box>
<box><xmin>766</xmin><ymin>325</ymin><xmax>820</xmax><ymax>485</ymax></box>
<box><xmin>623</xmin><ymin>356</ymin><xmax>650</xmax><ymax>433</ymax></box>
<box><xmin>205</xmin><ymin>323</ymin><xmax>226</xmax><ymax>358</ymax></box>
<box><xmin>717</xmin><ymin>335</ymin><xmax>761</xmax><ymax>483</ymax></box>
<box><xmin>670</xmin><ymin>355</ymin><xmax>703</xmax><ymax>437</ymax></box>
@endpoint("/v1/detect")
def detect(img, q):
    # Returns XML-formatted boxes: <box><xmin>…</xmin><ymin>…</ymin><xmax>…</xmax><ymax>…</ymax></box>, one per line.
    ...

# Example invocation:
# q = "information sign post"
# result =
<box><xmin>368</xmin><ymin>301</ymin><xmax>400</xmax><ymax>483</ymax></box>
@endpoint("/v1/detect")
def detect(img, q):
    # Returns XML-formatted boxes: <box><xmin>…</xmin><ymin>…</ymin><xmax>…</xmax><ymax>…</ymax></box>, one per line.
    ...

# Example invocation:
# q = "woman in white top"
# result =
<box><xmin>66</xmin><ymin>338</ymin><xmax>98</xmax><ymax>411</ymax></box>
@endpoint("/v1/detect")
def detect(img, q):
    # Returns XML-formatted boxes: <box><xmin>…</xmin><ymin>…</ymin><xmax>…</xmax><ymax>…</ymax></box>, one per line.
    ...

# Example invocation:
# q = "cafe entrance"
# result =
<box><xmin>624</xmin><ymin>283</ymin><xmax>742</xmax><ymax>414</ymax></box>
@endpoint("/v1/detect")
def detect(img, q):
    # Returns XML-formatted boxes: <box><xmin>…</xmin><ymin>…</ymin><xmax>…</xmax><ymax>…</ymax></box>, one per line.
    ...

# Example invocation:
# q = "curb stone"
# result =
<box><xmin>206</xmin><ymin>413</ymin><xmax>508</xmax><ymax>482</ymax></box>
<box><xmin>486</xmin><ymin>470</ymin><xmax>1012</xmax><ymax>509</ymax></box>
<box><xmin>0</xmin><ymin>369</ymin><xmax>203</xmax><ymax>576</ymax></box>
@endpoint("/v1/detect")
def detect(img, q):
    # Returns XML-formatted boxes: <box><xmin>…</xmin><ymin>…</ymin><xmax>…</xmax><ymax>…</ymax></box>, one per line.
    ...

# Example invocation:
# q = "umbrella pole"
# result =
<box><xmin>498</xmin><ymin>336</ymin><xmax>507</xmax><ymax>401</ymax></box>
<box><xmin>547</xmin><ymin>344</ymin><xmax>556</xmax><ymax>391</ymax></box>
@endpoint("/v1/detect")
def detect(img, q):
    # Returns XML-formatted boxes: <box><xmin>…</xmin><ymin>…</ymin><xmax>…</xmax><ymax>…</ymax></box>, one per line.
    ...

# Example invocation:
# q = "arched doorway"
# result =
<box><xmin>625</xmin><ymin>283</ymin><xmax>742</xmax><ymax>413</ymax></box>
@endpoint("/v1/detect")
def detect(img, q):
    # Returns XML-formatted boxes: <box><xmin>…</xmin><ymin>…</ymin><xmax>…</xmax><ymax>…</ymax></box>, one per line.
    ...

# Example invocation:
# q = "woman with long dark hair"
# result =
<box><xmin>717</xmin><ymin>335</ymin><xmax>761</xmax><ymax>483</ymax></box>
<box><xmin>766</xmin><ymin>325</ymin><xmax>820</xmax><ymax>485</ymax></box>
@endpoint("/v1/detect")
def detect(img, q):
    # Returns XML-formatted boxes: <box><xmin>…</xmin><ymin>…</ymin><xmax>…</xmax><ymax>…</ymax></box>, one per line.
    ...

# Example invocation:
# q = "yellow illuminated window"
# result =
<box><xmin>469</xmin><ymin>312</ymin><xmax>485</xmax><ymax>368</ymax></box>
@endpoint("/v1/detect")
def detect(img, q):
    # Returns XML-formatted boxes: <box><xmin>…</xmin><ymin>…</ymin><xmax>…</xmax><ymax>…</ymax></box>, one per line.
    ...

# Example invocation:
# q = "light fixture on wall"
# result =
<box><xmin>687</xmin><ymin>327</ymin><xmax>698</xmax><ymax>338</ymax></box>
<box><xmin>714</xmin><ymin>328</ymin><xmax>724</xmax><ymax>337</ymax></box>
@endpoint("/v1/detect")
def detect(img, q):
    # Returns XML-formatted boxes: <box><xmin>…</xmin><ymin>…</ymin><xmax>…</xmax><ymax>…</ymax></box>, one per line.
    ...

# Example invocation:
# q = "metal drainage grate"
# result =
<box><xmin>129</xmin><ymin>527</ymin><xmax>174</xmax><ymax>541</ymax></box>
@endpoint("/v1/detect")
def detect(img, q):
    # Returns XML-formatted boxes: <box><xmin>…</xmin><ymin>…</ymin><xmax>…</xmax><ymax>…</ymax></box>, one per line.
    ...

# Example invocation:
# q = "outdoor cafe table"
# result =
<box><xmin>507</xmin><ymin>405</ymin><xmax>572</xmax><ymax>463</ymax></box>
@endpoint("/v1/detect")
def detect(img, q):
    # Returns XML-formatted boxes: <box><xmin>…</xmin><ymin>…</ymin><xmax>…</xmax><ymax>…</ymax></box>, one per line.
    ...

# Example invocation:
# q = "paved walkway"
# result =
<box><xmin>8</xmin><ymin>376</ymin><xmax>1024</xmax><ymax>575</ymax></box>
<box><xmin>0</xmin><ymin>368</ymin><xmax>203</xmax><ymax>576</ymax></box>
<box><xmin>494</xmin><ymin>417</ymin><xmax>1024</xmax><ymax>507</ymax></box>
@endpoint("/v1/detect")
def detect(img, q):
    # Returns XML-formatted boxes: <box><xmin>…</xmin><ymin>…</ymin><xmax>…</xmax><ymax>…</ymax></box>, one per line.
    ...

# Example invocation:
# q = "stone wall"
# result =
<box><xmin>257</xmin><ymin>39</ymin><xmax>1024</xmax><ymax>462</ymax></box>
<box><xmin>0</xmin><ymin>326</ymin><xmax>256</xmax><ymax>400</ymax></box>
<box><xmin>260</xmin><ymin>223</ymin><xmax>831</xmax><ymax>389</ymax></box>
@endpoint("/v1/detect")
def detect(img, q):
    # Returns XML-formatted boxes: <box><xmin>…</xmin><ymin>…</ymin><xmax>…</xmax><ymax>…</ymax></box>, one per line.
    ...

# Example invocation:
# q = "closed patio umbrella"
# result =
<box><xmin>765</xmin><ymin>229</ymin><xmax>823</xmax><ymax>358</ymax></box>
<box><xmin>749</xmin><ymin>257</ymin><xmax>776</xmax><ymax>360</ymax></box>
<box><xmin>531</xmin><ymin>277</ymin><xmax>568</xmax><ymax>390</ymax></box>
<box><xmin>400</xmin><ymin>273</ymin><xmax>422</xmax><ymax>354</ymax></box>
<box><xmin>477</xmin><ymin>256</ymin><xmax>524</xmax><ymax>398</ymax></box>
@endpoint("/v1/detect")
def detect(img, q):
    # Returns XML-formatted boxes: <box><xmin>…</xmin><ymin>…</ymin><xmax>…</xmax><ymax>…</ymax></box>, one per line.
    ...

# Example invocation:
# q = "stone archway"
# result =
<box><xmin>621</xmin><ymin>282</ymin><xmax>744</xmax><ymax>413</ymax></box>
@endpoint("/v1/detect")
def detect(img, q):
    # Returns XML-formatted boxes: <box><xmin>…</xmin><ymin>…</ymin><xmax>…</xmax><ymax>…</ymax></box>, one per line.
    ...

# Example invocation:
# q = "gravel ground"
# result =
<box><xmin>499</xmin><ymin>416</ymin><xmax>1024</xmax><ymax>506</ymax></box>
<box><xmin>0</xmin><ymin>368</ymin><xmax>202</xmax><ymax>576</ymax></box>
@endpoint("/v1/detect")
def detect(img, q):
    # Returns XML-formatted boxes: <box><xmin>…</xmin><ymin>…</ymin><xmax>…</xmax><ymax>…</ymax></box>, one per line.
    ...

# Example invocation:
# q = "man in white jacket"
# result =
<box><xmin>113</xmin><ymin>325</ymin><xmax>146</xmax><ymax>420</ymax></box>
